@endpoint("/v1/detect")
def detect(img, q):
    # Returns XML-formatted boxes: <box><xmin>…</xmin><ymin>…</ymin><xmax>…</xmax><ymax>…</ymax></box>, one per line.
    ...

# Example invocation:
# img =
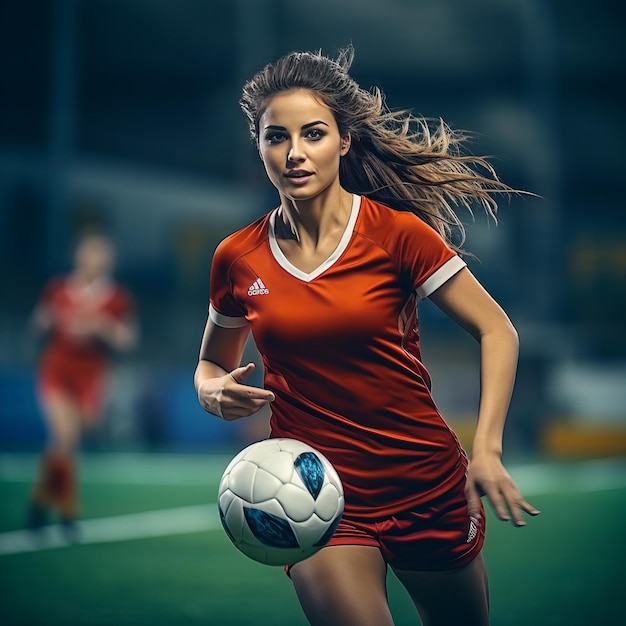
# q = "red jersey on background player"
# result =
<box><xmin>195</xmin><ymin>47</ymin><xmax>540</xmax><ymax>626</ymax></box>
<box><xmin>28</xmin><ymin>233</ymin><xmax>137</xmax><ymax>539</ymax></box>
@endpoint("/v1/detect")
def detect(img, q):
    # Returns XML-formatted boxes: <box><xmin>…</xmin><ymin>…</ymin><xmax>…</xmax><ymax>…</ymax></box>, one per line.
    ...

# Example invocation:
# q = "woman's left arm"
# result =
<box><xmin>429</xmin><ymin>267</ymin><xmax>540</xmax><ymax>526</ymax></box>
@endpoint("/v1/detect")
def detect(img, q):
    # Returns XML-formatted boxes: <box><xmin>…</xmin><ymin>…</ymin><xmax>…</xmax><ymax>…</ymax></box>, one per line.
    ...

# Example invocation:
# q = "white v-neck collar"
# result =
<box><xmin>269</xmin><ymin>194</ymin><xmax>361</xmax><ymax>282</ymax></box>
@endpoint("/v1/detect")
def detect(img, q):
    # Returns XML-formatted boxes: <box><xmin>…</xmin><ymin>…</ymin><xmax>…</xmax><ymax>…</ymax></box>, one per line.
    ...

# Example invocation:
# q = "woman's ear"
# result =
<box><xmin>340</xmin><ymin>132</ymin><xmax>351</xmax><ymax>156</ymax></box>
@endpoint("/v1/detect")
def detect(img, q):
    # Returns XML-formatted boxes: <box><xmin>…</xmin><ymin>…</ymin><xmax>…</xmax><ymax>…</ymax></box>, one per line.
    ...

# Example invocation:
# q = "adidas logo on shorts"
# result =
<box><xmin>248</xmin><ymin>277</ymin><xmax>269</xmax><ymax>296</ymax></box>
<box><xmin>466</xmin><ymin>516</ymin><xmax>479</xmax><ymax>543</ymax></box>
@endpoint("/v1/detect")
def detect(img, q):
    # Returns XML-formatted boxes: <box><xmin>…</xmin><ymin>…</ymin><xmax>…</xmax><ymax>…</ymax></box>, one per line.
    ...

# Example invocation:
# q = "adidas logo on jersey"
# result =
<box><xmin>248</xmin><ymin>277</ymin><xmax>269</xmax><ymax>296</ymax></box>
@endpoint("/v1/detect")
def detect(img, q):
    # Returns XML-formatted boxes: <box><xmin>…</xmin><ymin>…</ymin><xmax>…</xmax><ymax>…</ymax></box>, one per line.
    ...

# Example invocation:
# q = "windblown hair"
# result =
<box><xmin>240</xmin><ymin>46</ymin><xmax>515</xmax><ymax>252</ymax></box>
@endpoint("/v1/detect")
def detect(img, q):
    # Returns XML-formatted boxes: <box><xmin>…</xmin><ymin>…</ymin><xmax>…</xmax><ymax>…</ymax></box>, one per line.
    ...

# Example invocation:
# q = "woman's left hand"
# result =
<box><xmin>466</xmin><ymin>453</ymin><xmax>540</xmax><ymax>526</ymax></box>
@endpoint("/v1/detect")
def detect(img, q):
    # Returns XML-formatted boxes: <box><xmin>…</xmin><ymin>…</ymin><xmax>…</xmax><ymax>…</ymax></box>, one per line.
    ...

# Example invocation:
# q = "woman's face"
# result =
<box><xmin>257</xmin><ymin>89</ymin><xmax>350</xmax><ymax>202</ymax></box>
<box><xmin>74</xmin><ymin>236</ymin><xmax>114</xmax><ymax>280</ymax></box>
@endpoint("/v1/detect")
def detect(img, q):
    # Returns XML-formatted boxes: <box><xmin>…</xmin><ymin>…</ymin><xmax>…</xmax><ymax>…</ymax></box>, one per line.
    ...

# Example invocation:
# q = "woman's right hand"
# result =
<box><xmin>197</xmin><ymin>362</ymin><xmax>275</xmax><ymax>421</ymax></box>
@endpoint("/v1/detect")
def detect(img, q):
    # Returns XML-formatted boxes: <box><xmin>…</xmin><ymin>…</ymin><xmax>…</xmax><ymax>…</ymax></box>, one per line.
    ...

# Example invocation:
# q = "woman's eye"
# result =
<box><xmin>306</xmin><ymin>128</ymin><xmax>324</xmax><ymax>140</ymax></box>
<box><xmin>265</xmin><ymin>133</ymin><xmax>286</xmax><ymax>144</ymax></box>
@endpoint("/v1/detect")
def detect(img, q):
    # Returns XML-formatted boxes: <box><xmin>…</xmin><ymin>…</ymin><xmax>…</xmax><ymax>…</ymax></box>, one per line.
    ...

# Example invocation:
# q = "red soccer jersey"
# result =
<box><xmin>37</xmin><ymin>276</ymin><xmax>134</xmax><ymax>365</ymax></box>
<box><xmin>210</xmin><ymin>195</ymin><xmax>469</xmax><ymax>519</ymax></box>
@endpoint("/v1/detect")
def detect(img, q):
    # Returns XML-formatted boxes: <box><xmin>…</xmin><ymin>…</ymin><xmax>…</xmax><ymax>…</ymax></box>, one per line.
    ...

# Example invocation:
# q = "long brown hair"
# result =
<box><xmin>240</xmin><ymin>46</ymin><xmax>515</xmax><ymax>252</ymax></box>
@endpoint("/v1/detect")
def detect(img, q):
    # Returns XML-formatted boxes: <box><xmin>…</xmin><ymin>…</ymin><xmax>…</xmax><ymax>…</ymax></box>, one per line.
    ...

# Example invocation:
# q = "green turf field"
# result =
<box><xmin>0</xmin><ymin>453</ymin><xmax>624</xmax><ymax>625</ymax></box>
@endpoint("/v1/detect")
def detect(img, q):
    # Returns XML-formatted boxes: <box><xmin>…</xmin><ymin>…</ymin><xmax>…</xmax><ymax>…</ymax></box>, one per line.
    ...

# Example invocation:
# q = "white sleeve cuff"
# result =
<box><xmin>209</xmin><ymin>304</ymin><xmax>249</xmax><ymax>328</ymax></box>
<box><xmin>416</xmin><ymin>256</ymin><xmax>466</xmax><ymax>299</ymax></box>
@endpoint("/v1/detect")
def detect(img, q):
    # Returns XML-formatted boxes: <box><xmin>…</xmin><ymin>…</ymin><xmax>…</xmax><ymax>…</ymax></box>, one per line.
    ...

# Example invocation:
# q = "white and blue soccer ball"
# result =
<box><xmin>217</xmin><ymin>438</ymin><xmax>344</xmax><ymax>566</ymax></box>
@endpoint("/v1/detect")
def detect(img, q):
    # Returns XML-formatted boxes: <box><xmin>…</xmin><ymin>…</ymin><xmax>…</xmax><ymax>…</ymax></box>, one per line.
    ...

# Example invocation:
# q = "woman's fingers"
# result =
<box><xmin>229</xmin><ymin>362</ymin><xmax>257</xmax><ymax>384</ymax></box>
<box><xmin>464</xmin><ymin>482</ymin><xmax>484</xmax><ymax>521</ymax></box>
<box><xmin>216</xmin><ymin>364</ymin><xmax>275</xmax><ymax>420</ymax></box>
<box><xmin>468</xmin><ymin>458</ymin><xmax>541</xmax><ymax>527</ymax></box>
<box><xmin>490</xmin><ymin>482</ymin><xmax>541</xmax><ymax>526</ymax></box>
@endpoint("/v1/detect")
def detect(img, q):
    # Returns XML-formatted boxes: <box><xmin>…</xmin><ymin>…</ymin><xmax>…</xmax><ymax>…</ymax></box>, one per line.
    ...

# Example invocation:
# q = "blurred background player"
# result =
<box><xmin>27</xmin><ymin>232</ymin><xmax>137</xmax><ymax>539</ymax></box>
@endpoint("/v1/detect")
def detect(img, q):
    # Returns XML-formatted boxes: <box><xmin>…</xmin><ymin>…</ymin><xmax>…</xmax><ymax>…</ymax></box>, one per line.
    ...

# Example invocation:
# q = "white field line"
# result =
<box><xmin>0</xmin><ymin>456</ymin><xmax>624</xmax><ymax>557</ymax></box>
<box><xmin>0</xmin><ymin>504</ymin><xmax>220</xmax><ymax>556</ymax></box>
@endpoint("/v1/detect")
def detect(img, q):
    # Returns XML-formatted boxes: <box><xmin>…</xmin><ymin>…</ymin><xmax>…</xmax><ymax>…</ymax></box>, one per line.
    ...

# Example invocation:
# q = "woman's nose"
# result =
<box><xmin>287</xmin><ymin>140</ymin><xmax>305</xmax><ymax>162</ymax></box>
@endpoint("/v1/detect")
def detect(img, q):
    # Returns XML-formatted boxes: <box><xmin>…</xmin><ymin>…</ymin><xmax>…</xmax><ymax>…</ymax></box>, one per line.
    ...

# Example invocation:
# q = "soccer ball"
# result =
<box><xmin>217</xmin><ymin>438</ymin><xmax>344</xmax><ymax>566</ymax></box>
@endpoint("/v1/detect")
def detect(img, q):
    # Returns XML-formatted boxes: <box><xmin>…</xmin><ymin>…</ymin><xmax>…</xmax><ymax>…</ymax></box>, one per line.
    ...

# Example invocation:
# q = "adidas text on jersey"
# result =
<box><xmin>248</xmin><ymin>278</ymin><xmax>269</xmax><ymax>296</ymax></box>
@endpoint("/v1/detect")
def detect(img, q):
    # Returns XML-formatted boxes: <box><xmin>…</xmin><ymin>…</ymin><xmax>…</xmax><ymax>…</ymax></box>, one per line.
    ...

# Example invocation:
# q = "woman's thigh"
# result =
<box><xmin>39</xmin><ymin>391</ymin><xmax>83</xmax><ymax>451</ymax></box>
<box><xmin>393</xmin><ymin>552</ymin><xmax>490</xmax><ymax>626</ymax></box>
<box><xmin>289</xmin><ymin>545</ymin><xmax>395</xmax><ymax>626</ymax></box>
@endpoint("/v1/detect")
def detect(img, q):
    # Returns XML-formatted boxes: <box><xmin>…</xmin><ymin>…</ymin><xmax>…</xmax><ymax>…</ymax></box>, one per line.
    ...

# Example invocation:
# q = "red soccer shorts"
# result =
<box><xmin>37</xmin><ymin>354</ymin><xmax>107</xmax><ymax>422</ymax></box>
<box><xmin>288</xmin><ymin>479</ymin><xmax>485</xmax><ymax>574</ymax></box>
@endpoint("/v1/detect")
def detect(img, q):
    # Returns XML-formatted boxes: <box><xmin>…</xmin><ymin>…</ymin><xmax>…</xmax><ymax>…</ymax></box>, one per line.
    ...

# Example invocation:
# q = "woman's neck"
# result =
<box><xmin>70</xmin><ymin>272</ymin><xmax>109</xmax><ymax>291</ymax></box>
<box><xmin>278</xmin><ymin>187</ymin><xmax>352</xmax><ymax>248</ymax></box>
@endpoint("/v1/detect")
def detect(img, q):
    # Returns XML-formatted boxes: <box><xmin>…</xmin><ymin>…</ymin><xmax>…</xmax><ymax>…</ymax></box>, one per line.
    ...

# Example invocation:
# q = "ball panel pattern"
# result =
<box><xmin>294</xmin><ymin>452</ymin><xmax>324</xmax><ymax>500</ymax></box>
<box><xmin>313</xmin><ymin>514</ymin><xmax>343</xmax><ymax>547</ymax></box>
<box><xmin>315</xmin><ymin>483</ymin><xmax>343</xmax><ymax>521</ymax></box>
<box><xmin>220</xmin><ymin>496</ymin><xmax>245</xmax><ymax>541</ymax></box>
<box><xmin>243</xmin><ymin>507</ymin><xmax>299</xmax><ymax>548</ymax></box>
<box><xmin>313</xmin><ymin>516</ymin><xmax>341</xmax><ymax>548</ymax></box>
<box><xmin>227</xmin><ymin>460</ymin><xmax>257</xmax><ymax>502</ymax></box>
<box><xmin>218</xmin><ymin>504</ymin><xmax>236</xmax><ymax>544</ymax></box>
<box><xmin>242</xmin><ymin>438</ymin><xmax>282</xmax><ymax>464</ymax></box>
<box><xmin>258</xmin><ymin>451</ymin><xmax>296</xmax><ymax>484</ymax></box>
<box><xmin>251</xmin><ymin>468</ymin><xmax>283</xmax><ymax>503</ymax></box>
<box><xmin>275</xmin><ymin>483</ymin><xmax>315</xmax><ymax>522</ymax></box>
<box><xmin>217</xmin><ymin>438</ymin><xmax>345</xmax><ymax>566</ymax></box>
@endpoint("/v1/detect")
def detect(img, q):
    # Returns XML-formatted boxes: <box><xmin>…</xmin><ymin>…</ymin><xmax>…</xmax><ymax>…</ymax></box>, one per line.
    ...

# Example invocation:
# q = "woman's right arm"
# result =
<box><xmin>194</xmin><ymin>317</ymin><xmax>275</xmax><ymax>421</ymax></box>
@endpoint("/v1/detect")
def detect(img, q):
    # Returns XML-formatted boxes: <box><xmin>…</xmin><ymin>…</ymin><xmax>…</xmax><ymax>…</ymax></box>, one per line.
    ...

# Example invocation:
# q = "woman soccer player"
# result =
<box><xmin>195</xmin><ymin>47</ymin><xmax>539</xmax><ymax>626</ymax></box>
<box><xmin>28</xmin><ymin>232</ymin><xmax>137</xmax><ymax>538</ymax></box>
